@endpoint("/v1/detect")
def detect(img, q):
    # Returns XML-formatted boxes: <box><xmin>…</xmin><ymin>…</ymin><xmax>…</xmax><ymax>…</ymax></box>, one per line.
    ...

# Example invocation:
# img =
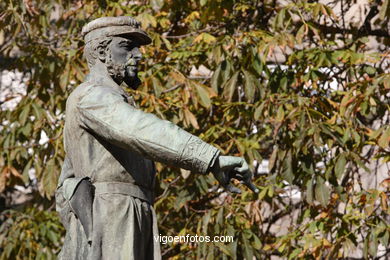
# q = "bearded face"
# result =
<box><xmin>105</xmin><ymin>37</ymin><xmax>142</xmax><ymax>89</ymax></box>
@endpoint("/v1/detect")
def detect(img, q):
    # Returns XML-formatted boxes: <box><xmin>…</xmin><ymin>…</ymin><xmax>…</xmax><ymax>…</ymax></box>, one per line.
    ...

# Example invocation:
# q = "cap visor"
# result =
<box><xmin>118</xmin><ymin>31</ymin><xmax>152</xmax><ymax>45</ymax></box>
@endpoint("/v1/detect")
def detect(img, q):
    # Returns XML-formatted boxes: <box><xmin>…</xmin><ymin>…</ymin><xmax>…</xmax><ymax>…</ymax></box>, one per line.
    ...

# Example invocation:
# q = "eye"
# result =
<box><xmin>119</xmin><ymin>43</ymin><xmax>130</xmax><ymax>49</ymax></box>
<box><xmin>121</xmin><ymin>44</ymin><xmax>135</xmax><ymax>51</ymax></box>
<box><xmin>118</xmin><ymin>41</ymin><xmax>132</xmax><ymax>49</ymax></box>
<box><xmin>118</xmin><ymin>40</ymin><xmax>139</xmax><ymax>50</ymax></box>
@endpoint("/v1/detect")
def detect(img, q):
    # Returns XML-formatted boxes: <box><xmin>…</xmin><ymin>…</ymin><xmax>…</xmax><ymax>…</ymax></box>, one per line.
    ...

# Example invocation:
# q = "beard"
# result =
<box><xmin>106</xmin><ymin>54</ymin><xmax>141</xmax><ymax>90</ymax></box>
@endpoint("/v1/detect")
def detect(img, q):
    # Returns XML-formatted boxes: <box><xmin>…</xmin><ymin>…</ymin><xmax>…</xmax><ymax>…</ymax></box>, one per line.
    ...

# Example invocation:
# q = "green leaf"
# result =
<box><xmin>212</xmin><ymin>45</ymin><xmax>222</xmax><ymax>64</ymax></box>
<box><xmin>41</xmin><ymin>159</ymin><xmax>58</xmax><ymax>198</ymax></box>
<box><xmin>32</xmin><ymin>103</ymin><xmax>45</xmax><ymax>121</ymax></box>
<box><xmin>216</xmin><ymin>207</ymin><xmax>224</xmax><ymax>226</ymax></box>
<box><xmin>193</xmin><ymin>81</ymin><xmax>211</xmax><ymax>108</ymax></box>
<box><xmin>252</xmin><ymin>234</ymin><xmax>262</xmax><ymax>250</ymax></box>
<box><xmin>335</xmin><ymin>152</ymin><xmax>347</xmax><ymax>181</ymax></box>
<box><xmin>211</xmin><ymin>64</ymin><xmax>221</xmax><ymax>94</ymax></box>
<box><xmin>296</xmin><ymin>24</ymin><xmax>306</xmax><ymax>44</ymax></box>
<box><xmin>276</xmin><ymin>105</ymin><xmax>285</xmax><ymax>122</ymax></box>
<box><xmin>368</xmin><ymin>230</ymin><xmax>378</xmax><ymax>257</ymax></box>
<box><xmin>161</xmin><ymin>36</ymin><xmax>172</xmax><ymax>50</ymax></box>
<box><xmin>22</xmin><ymin>159</ymin><xmax>32</xmax><ymax>184</ymax></box>
<box><xmin>21</xmin><ymin>122</ymin><xmax>32</xmax><ymax>137</ymax></box>
<box><xmin>242</xmin><ymin>232</ymin><xmax>254</xmax><ymax>260</ymax></box>
<box><xmin>315</xmin><ymin>176</ymin><xmax>330</xmax><ymax>206</ymax></box>
<box><xmin>268</xmin><ymin>147</ymin><xmax>278</xmax><ymax>172</ymax></box>
<box><xmin>282</xmin><ymin>150</ymin><xmax>294</xmax><ymax>184</ymax></box>
<box><xmin>222</xmin><ymin>71</ymin><xmax>239</xmax><ymax>102</ymax></box>
<box><xmin>306</xmin><ymin>178</ymin><xmax>314</xmax><ymax>204</ymax></box>
<box><xmin>202</xmin><ymin>210</ymin><xmax>211</xmax><ymax>233</ymax></box>
<box><xmin>289</xmin><ymin>248</ymin><xmax>302</xmax><ymax>259</ymax></box>
<box><xmin>19</xmin><ymin>104</ymin><xmax>30</xmax><ymax>125</ymax></box>
<box><xmin>152</xmin><ymin>77</ymin><xmax>162</xmax><ymax>98</ymax></box>
<box><xmin>214</xmin><ymin>242</ymin><xmax>234</xmax><ymax>257</ymax></box>
<box><xmin>350</xmin><ymin>152</ymin><xmax>370</xmax><ymax>172</ymax></box>
<box><xmin>242</xmin><ymin>69</ymin><xmax>257</xmax><ymax>102</ymax></box>
<box><xmin>258</xmin><ymin>187</ymin><xmax>268</xmax><ymax>200</ymax></box>
<box><xmin>221</xmin><ymin>60</ymin><xmax>232</xmax><ymax>82</ymax></box>
<box><xmin>364</xmin><ymin>65</ymin><xmax>376</xmax><ymax>76</ymax></box>
<box><xmin>254</xmin><ymin>102</ymin><xmax>264</xmax><ymax>120</ymax></box>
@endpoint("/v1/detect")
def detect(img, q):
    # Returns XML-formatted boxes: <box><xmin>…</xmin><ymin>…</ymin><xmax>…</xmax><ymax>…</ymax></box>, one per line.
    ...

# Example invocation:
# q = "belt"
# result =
<box><xmin>94</xmin><ymin>182</ymin><xmax>153</xmax><ymax>204</ymax></box>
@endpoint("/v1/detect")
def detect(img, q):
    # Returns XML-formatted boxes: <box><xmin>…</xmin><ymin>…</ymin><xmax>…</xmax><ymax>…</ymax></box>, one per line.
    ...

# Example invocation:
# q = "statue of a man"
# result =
<box><xmin>56</xmin><ymin>16</ymin><xmax>258</xmax><ymax>260</ymax></box>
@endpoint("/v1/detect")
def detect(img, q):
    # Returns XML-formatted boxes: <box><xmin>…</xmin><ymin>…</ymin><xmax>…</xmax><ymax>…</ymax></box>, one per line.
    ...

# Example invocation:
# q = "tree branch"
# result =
<box><xmin>162</xmin><ymin>25</ymin><xmax>223</xmax><ymax>39</ymax></box>
<box><xmin>311</xmin><ymin>22</ymin><xmax>390</xmax><ymax>38</ymax></box>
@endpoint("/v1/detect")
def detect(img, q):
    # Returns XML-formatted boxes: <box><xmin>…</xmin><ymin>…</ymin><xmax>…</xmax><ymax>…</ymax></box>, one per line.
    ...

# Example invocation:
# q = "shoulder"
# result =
<box><xmin>67</xmin><ymin>82</ymin><xmax>88</xmax><ymax>98</ymax></box>
<box><xmin>66</xmin><ymin>82</ymin><xmax>91</xmax><ymax>110</ymax></box>
<box><xmin>77</xmin><ymin>83</ymin><xmax>127</xmax><ymax>108</ymax></box>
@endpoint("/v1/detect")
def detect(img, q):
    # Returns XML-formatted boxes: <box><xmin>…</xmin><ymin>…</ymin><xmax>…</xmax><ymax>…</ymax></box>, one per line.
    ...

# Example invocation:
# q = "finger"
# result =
<box><xmin>225</xmin><ymin>183</ymin><xmax>242</xmax><ymax>194</ymax></box>
<box><xmin>213</xmin><ymin>170</ymin><xmax>230</xmax><ymax>186</ymax></box>
<box><xmin>232</xmin><ymin>168</ymin><xmax>252</xmax><ymax>183</ymax></box>
<box><xmin>233</xmin><ymin>161</ymin><xmax>249</xmax><ymax>173</ymax></box>
<box><xmin>242</xmin><ymin>180</ymin><xmax>259</xmax><ymax>193</ymax></box>
<box><xmin>227</xmin><ymin>170</ymin><xmax>242</xmax><ymax>180</ymax></box>
<box><xmin>234</xmin><ymin>174</ymin><xmax>244</xmax><ymax>180</ymax></box>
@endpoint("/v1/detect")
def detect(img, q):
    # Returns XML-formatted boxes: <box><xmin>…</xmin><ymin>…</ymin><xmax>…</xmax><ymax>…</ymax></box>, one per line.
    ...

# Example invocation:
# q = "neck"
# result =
<box><xmin>87</xmin><ymin>63</ymin><xmax>120</xmax><ymax>87</ymax></box>
<box><xmin>89</xmin><ymin>62</ymin><xmax>110</xmax><ymax>79</ymax></box>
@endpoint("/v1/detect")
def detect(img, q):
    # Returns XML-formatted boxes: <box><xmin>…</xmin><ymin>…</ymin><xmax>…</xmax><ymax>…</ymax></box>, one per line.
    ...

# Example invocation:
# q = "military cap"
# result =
<box><xmin>82</xmin><ymin>16</ymin><xmax>151</xmax><ymax>45</ymax></box>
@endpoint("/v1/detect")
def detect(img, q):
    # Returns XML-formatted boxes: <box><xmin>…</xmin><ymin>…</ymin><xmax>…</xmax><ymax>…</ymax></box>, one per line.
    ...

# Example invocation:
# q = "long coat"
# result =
<box><xmin>56</xmin><ymin>75</ymin><xmax>219</xmax><ymax>260</ymax></box>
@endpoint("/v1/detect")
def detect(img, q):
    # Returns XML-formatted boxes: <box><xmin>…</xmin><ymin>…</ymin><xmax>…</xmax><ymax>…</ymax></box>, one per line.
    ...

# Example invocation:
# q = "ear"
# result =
<box><xmin>94</xmin><ymin>38</ymin><xmax>112</xmax><ymax>63</ymax></box>
<box><xmin>96</xmin><ymin>44</ymin><xmax>107</xmax><ymax>63</ymax></box>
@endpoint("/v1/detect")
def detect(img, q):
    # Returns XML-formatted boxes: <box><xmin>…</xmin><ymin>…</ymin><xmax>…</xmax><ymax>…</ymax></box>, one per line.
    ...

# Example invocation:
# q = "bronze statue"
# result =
<box><xmin>55</xmin><ymin>16</ymin><xmax>258</xmax><ymax>260</ymax></box>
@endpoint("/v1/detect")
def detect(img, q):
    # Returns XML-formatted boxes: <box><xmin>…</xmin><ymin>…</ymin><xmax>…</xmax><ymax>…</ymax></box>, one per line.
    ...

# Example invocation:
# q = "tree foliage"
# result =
<box><xmin>0</xmin><ymin>208</ymin><xmax>64</xmax><ymax>259</ymax></box>
<box><xmin>0</xmin><ymin>0</ymin><xmax>389</xmax><ymax>259</ymax></box>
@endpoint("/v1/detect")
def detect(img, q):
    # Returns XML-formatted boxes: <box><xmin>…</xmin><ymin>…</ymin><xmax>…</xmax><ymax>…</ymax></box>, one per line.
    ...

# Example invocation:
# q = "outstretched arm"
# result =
<box><xmin>77</xmin><ymin>86</ymin><xmax>219</xmax><ymax>174</ymax></box>
<box><xmin>77</xmin><ymin>85</ymin><xmax>258</xmax><ymax>193</ymax></box>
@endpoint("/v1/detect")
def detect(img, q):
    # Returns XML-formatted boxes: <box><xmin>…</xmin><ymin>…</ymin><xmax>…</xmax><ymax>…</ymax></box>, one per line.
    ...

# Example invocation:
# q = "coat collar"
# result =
<box><xmin>85</xmin><ymin>73</ymin><xmax>128</xmax><ymax>97</ymax></box>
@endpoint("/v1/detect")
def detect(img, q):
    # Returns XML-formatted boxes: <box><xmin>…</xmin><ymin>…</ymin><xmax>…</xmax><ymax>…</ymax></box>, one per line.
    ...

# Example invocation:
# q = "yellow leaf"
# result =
<box><xmin>194</xmin><ymin>34</ymin><xmax>203</xmax><ymax>43</ymax></box>
<box><xmin>184</xmin><ymin>108</ymin><xmax>199</xmax><ymax>129</ymax></box>
<box><xmin>0</xmin><ymin>168</ymin><xmax>7</xmax><ymax>192</ymax></box>
<box><xmin>378</xmin><ymin>127</ymin><xmax>390</xmax><ymax>149</ymax></box>
<box><xmin>193</xmin><ymin>33</ymin><xmax>216</xmax><ymax>44</ymax></box>
<box><xmin>10</xmin><ymin>167</ymin><xmax>22</xmax><ymax>178</ymax></box>
<box><xmin>136</xmin><ymin>13</ymin><xmax>157</xmax><ymax>29</ymax></box>
<box><xmin>184</xmin><ymin>11</ymin><xmax>200</xmax><ymax>23</ymax></box>
<box><xmin>202</xmin><ymin>33</ymin><xmax>216</xmax><ymax>44</ymax></box>
<box><xmin>326</xmin><ymin>114</ymin><xmax>337</xmax><ymax>124</ymax></box>
<box><xmin>380</xmin><ymin>192</ymin><xmax>388</xmax><ymax>211</ymax></box>
<box><xmin>169</xmin><ymin>71</ymin><xmax>186</xmax><ymax>84</ymax></box>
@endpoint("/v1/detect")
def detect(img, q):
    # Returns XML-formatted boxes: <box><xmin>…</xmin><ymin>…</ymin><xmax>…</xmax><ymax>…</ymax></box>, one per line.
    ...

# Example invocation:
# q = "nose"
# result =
<box><xmin>131</xmin><ymin>47</ymin><xmax>142</xmax><ymax>62</ymax></box>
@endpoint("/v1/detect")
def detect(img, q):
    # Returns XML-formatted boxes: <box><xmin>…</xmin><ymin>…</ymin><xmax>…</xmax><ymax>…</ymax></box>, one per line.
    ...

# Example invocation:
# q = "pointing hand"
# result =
<box><xmin>210</xmin><ymin>156</ymin><xmax>259</xmax><ymax>194</ymax></box>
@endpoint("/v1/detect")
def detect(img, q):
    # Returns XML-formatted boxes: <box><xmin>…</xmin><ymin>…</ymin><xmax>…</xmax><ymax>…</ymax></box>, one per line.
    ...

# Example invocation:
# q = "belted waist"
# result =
<box><xmin>94</xmin><ymin>182</ymin><xmax>153</xmax><ymax>204</ymax></box>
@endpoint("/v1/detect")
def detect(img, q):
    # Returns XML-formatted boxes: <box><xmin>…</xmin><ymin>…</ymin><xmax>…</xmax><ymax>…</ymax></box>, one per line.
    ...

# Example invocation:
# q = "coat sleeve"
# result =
<box><xmin>76</xmin><ymin>86</ymin><xmax>219</xmax><ymax>174</ymax></box>
<box><xmin>55</xmin><ymin>156</ymin><xmax>74</xmax><ymax>230</ymax></box>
